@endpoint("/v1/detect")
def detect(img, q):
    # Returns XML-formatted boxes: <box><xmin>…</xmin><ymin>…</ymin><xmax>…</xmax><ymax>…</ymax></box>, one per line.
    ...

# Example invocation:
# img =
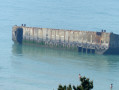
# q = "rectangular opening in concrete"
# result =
<box><xmin>78</xmin><ymin>47</ymin><xmax>82</xmax><ymax>52</ymax></box>
<box><xmin>83</xmin><ymin>48</ymin><xmax>86</xmax><ymax>53</ymax></box>
<box><xmin>92</xmin><ymin>49</ymin><xmax>95</xmax><ymax>54</ymax></box>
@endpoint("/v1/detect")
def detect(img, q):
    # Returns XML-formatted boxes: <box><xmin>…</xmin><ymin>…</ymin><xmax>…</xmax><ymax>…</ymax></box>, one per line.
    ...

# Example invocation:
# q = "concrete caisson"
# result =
<box><xmin>12</xmin><ymin>25</ymin><xmax>119</xmax><ymax>54</ymax></box>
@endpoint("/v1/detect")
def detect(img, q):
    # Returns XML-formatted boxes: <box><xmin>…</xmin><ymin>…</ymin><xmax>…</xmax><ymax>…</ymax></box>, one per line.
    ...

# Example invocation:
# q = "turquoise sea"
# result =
<box><xmin>0</xmin><ymin>0</ymin><xmax>119</xmax><ymax>90</ymax></box>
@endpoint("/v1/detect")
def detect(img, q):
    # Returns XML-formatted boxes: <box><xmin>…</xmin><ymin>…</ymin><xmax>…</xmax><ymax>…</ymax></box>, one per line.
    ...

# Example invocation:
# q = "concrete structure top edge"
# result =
<box><xmin>13</xmin><ymin>25</ymin><xmax>115</xmax><ymax>35</ymax></box>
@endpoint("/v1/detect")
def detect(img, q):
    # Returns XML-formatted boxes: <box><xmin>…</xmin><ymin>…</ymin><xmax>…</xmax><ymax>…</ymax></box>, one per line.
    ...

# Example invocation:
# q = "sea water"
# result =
<box><xmin>0</xmin><ymin>0</ymin><xmax>119</xmax><ymax>90</ymax></box>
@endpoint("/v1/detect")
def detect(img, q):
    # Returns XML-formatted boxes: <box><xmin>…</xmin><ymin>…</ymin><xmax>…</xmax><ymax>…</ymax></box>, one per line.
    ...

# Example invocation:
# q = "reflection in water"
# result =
<box><xmin>12</xmin><ymin>43</ymin><xmax>119</xmax><ymax>90</ymax></box>
<box><xmin>12</xmin><ymin>43</ymin><xmax>23</xmax><ymax>55</ymax></box>
<box><xmin>12</xmin><ymin>43</ymin><xmax>119</xmax><ymax>70</ymax></box>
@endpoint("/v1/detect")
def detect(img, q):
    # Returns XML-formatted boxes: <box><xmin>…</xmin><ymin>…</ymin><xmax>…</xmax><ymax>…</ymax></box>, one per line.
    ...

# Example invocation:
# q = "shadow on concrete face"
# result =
<box><xmin>16</xmin><ymin>28</ymin><xmax>23</xmax><ymax>44</ymax></box>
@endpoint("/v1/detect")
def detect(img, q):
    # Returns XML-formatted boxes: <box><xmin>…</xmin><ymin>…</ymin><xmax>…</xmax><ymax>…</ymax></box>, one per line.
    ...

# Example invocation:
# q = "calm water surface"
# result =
<box><xmin>0</xmin><ymin>0</ymin><xmax>119</xmax><ymax>90</ymax></box>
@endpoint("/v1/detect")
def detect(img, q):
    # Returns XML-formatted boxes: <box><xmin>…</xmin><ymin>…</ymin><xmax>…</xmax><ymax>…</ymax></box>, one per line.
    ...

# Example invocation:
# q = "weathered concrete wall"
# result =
<box><xmin>13</xmin><ymin>25</ymin><xmax>119</xmax><ymax>54</ymax></box>
<box><xmin>12</xmin><ymin>26</ymin><xmax>17</xmax><ymax>41</ymax></box>
<box><xmin>109</xmin><ymin>33</ymin><xmax>119</xmax><ymax>48</ymax></box>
